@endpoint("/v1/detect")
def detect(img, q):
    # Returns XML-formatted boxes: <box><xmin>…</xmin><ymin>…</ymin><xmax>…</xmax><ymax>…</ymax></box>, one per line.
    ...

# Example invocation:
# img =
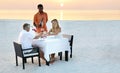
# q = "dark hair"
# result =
<box><xmin>37</xmin><ymin>4</ymin><xmax>43</xmax><ymax>8</ymax></box>
<box><xmin>23</xmin><ymin>23</ymin><xmax>30</xmax><ymax>30</ymax></box>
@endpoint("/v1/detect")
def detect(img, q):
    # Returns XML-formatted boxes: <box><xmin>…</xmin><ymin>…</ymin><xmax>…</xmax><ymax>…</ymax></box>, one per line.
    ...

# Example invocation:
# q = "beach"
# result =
<box><xmin>0</xmin><ymin>19</ymin><xmax>120</xmax><ymax>73</ymax></box>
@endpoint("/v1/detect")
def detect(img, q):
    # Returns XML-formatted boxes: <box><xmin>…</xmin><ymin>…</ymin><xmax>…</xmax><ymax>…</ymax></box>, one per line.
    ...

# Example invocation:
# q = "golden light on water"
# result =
<box><xmin>60</xmin><ymin>10</ymin><xmax>63</xmax><ymax>20</ymax></box>
<box><xmin>0</xmin><ymin>10</ymin><xmax>120</xmax><ymax>20</ymax></box>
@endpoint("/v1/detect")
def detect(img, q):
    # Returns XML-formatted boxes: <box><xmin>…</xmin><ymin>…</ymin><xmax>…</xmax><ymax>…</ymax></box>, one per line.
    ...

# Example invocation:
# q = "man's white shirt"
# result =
<box><xmin>18</xmin><ymin>30</ymin><xmax>35</xmax><ymax>49</ymax></box>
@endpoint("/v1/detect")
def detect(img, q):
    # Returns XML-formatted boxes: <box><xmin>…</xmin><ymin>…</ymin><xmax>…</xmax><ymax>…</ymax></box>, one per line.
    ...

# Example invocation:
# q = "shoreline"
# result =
<box><xmin>0</xmin><ymin>10</ymin><xmax>120</xmax><ymax>20</ymax></box>
<box><xmin>0</xmin><ymin>19</ymin><xmax>120</xmax><ymax>21</ymax></box>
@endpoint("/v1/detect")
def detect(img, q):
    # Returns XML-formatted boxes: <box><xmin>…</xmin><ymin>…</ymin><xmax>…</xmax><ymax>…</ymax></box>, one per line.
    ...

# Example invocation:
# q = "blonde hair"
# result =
<box><xmin>51</xmin><ymin>19</ymin><xmax>61</xmax><ymax>32</ymax></box>
<box><xmin>51</xmin><ymin>19</ymin><xmax>60</xmax><ymax>28</ymax></box>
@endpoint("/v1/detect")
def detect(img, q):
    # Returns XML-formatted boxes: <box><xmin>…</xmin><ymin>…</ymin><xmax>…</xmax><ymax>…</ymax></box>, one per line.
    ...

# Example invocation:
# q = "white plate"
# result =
<box><xmin>47</xmin><ymin>35</ymin><xmax>55</xmax><ymax>38</ymax></box>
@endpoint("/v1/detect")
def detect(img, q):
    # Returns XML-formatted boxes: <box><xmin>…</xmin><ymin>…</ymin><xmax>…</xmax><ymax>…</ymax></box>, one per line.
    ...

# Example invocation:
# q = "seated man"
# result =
<box><xmin>18</xmin><ymin>23</ymin><xmax>45</xmax><ymax>60</ymax></box>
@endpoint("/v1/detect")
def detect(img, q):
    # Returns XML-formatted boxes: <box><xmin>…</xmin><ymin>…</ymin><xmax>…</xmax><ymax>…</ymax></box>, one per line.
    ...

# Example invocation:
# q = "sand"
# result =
<box><xmin>0</xmin><ymin>20</ymin><xmax>120</xmax><ymax>73</ymax></box>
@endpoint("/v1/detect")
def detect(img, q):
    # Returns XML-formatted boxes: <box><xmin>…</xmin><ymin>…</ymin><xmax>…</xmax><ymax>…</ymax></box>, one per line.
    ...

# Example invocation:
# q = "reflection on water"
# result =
<box><xmin>60</xmin><ymin>10</ymin><xmax>63</xmax><ymax>20</ymax></box>
<box><xmin>0</xmin><ymin>10</ymin><xmax>120</xmax><ymax>20</ymax></box>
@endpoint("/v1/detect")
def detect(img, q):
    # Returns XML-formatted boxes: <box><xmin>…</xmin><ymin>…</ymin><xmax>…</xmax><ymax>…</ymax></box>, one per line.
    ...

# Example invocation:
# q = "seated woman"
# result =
<box><xmin>48</xmin><ymin>19</ymin><xmax>61</xmax><ymax>63</ymax></box>
<box><xmin>49</xmin><ymin>19</ymin><xmax>61</xmax><ymax>35</ymax></box>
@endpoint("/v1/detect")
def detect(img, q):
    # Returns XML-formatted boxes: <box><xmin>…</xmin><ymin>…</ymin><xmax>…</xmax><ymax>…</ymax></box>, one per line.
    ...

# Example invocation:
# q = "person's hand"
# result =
<box><xmin>34</xmin><ymin>32</ymin><xmax>43</xmax><ymax>39</ymax></box>
<box><xmin>38</xmin><ymin>32</ymin><xmax>43</xmax><ymax>37</ymax></box>
<box><xmin>32</xmin><ymin>29</ymin><xmax>37</xmax><ymax>32</ymax></box>
<box><xmin>41</xmin><ymin>28</ymin><xmax>44</xmax><ymax>32</ymax></box>
<box><xmin>41</xmin><ymin>33</ymin><xmax>47</xmax><ymax>38</ymax></box>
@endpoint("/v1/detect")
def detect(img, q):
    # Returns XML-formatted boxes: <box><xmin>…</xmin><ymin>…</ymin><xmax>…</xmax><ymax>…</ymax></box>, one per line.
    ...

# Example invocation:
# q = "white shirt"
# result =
<box><xmin>18</xmin><ymin>30</ymin><xmax>35</xmax><ymax>49</ymax></box>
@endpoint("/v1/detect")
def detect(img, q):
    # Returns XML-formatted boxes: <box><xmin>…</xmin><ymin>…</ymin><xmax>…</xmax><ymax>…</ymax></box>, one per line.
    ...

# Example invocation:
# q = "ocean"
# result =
<box><xmin>0</xmin><ymin>10</ymin><xmax>120</xmax><ymax>20</ymax></box>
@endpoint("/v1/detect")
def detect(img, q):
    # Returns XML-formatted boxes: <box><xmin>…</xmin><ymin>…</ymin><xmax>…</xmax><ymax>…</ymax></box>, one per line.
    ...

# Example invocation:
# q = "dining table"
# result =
<box><xmin>38</xmin><ymin>35</ymin><xmax>70</xmax><ymax>65</ymax></box>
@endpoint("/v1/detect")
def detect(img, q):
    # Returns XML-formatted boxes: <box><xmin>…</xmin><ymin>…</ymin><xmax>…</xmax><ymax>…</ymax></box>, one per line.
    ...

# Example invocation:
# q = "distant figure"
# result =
<box><xmin>33</xmin><ymin>4</ymin><xmax>48</xmax><ymax>33</ymax></box>
<box><xmin>48</xmin><ymin>19</ymin><xmax>61</xmax><ymax>63</ymax></box>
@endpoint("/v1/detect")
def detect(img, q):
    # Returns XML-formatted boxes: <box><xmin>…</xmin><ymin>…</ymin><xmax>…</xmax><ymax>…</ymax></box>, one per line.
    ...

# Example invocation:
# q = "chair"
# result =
<box><xmin>63</xmin><ymin>34</ymin><xmax>74</xmax><ymax>58</ymax></box>
<box><xmin>13</xmin><ymin>42</ymin><xmax>41</xmax><ymax>69</ymax></box>
<box><xmin>58</xmin><ymin>34</ymin><xmax>74</xmax><ymax>60</ymax></box>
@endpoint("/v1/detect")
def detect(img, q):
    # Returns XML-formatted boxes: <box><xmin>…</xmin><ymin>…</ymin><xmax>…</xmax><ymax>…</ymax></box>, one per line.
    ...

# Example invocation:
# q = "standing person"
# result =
<box><xmin>33</xmin><ymin>4</ymin><xmax>48</xmax><ymax>33</ymax></box>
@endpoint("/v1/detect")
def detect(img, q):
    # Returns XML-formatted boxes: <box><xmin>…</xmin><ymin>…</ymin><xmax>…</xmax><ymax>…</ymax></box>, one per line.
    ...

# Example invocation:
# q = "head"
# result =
<box><xmin>23</xmin><ymin>23</ymin><xmax>30</xmax><ymax>32</ymax></box>
<box><xmin>37</xmin><ymin>4</ymin><xmax>43</xmax><ymax>13</ymax></box>
<box><xmin>51</xmin><ymin>19</ymin><xmax>60</xmax><ymax>29</ymax></box>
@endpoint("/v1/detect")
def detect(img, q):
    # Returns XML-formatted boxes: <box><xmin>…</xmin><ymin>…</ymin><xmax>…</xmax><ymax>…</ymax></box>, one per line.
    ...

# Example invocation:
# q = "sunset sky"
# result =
<box><xmin>0</xmin><ymin>0</ymin><xmax>120</xmax><ymax>10</ymax></box>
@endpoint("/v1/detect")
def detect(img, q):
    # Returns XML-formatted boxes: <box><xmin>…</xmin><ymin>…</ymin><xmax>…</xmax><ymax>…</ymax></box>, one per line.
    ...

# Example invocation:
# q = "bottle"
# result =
<box><xmin>39</xmin><ymin>18</ymin><xmax>43</xmax><ymax>27</ymax></box>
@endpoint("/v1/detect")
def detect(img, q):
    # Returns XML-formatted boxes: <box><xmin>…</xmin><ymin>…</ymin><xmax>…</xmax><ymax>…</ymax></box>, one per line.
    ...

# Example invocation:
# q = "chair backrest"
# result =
<box><xmin>13</xmin><ymin>42</ymin><xmax>23</xmax><ymax>57</ymax></box>
<box><xmin>63</xmin><ymin>34</ymin><xmax>74</xmax><ymax>46</ymax></box>
<box><xmin>70</xmin><ymin>35</ymin><xmax>73</xmax><ymax>47</ymax></box>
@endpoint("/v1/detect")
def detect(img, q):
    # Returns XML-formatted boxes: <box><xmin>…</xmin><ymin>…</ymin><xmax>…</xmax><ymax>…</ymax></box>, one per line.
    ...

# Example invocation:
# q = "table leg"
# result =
<box><xmin>65</xmin><ymin>51</ymin><xmax>68</xmax><ymax>61</ymax></box>
<box><xmin>46</xmin><ymin>61</ymin><xmax>50</xmax><ymax>66</ymax></box>
<box><xmin>58</xmin><ymin>52</ymin><xmax>62</xmax><ymax>60</ymax></box>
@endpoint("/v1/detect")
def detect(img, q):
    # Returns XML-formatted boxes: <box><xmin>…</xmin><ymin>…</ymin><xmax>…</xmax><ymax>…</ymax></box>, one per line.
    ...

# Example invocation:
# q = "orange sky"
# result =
<box><xmin>0</xmin><ymin>0</ymin><xmax>120</xmax><ymax>10</ymax></box>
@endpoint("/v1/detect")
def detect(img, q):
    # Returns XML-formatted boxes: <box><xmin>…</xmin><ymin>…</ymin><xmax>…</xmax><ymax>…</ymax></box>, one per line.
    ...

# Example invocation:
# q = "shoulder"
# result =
<box><xmin>19</xmin><ymin>30</ymin><xmax>26</xmax><ymax>34</ymax></box>
<box><xmin>19</xmin><ymin>30</ymin><xmax>26</xmax><ymax>38</ymax></box>
<box><xmin>20</xmin><ymin>30</ymin><xmax>31</xmax><ymax>35</ymax></box>
<box><xmin>58</xmin><ymin>27</ymin><xmax>61</xmax><ymax>32</ymax></box>
<box><xmin>43</xmin><ymin>11</ymin><xmax>47</xmax><ymax>14</ymax></box>
<box><xmin>43</xmin><ymin>12</ymin><xmax>48</xmax><ymax>15</ymax></box>
<box><xmin>34</xmin><ymin>12</ymin><xmax>39</xmax><ymax>16</ymax></box>
<box><xmin>59</xmin><ymin>27</ymin><xmax>61</xmax><ymax>30</ymax></box>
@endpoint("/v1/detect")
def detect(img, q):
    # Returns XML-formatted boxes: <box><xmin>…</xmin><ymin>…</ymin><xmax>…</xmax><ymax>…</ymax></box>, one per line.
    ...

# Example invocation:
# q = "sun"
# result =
<box><xmin>60</xmin><ymin>3</ymin><xmax>64</xmax><ymax>7</ymax></box>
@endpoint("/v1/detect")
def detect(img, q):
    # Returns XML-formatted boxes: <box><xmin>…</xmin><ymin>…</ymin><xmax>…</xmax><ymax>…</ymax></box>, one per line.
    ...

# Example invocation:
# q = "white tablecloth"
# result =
<box><xmin>38</xmin><ymin>36</ymin><xmax>70</xmax><ymax>61</ymax></box>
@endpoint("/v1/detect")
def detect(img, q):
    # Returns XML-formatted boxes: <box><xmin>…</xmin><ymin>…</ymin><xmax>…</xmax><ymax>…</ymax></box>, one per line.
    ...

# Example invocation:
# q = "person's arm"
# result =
<box><xmin>48</xmin><ymin>29</ymin><xmax>52</xmax><ymax>35</ymax></box>
<box><xmin>54</xmin><ymin>28</ymin><xmax>61</xmax><ymax>35</ymax></box>
<box><xmin>46</xmin><ymin>13</ymin><xmax>48</xmax><ymax>22</ymax></box>
<box><xmin>42</xmin><ymin>13</ymin><xmax>48</xmax><ymax>27</ymax></box>
<box><xmin>33</xmin><ymin>14</ymin><xmax>36</xmax><ymax>26</ymax></box>
<box><xmin>33</xmin><ymin>32</ymin><xmax>43</xmax><ymax>39</ymax></box>
<box><xmin>49</xmin><ymin>28</ymin><xmax>61</xmax><ymax>35</ymax></box>
<box><xmin>41</xmin><ymin>13</ymin><xmax>48</xmax><ymax>32</ymax></box>
<box><xmin>34</xmin><ymin>14</ymin><xmax>39</xmax><ymax>28</ymax></box>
